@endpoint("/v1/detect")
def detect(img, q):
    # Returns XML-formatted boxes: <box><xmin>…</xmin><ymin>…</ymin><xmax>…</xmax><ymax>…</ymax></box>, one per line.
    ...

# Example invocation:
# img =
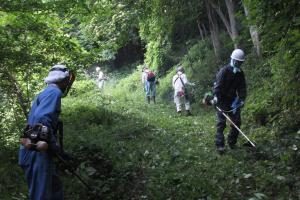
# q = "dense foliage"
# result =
<box><xmin>0</xmin><ymin>0</ymin><xmax>299</xmax><ymax>199</ymax></box>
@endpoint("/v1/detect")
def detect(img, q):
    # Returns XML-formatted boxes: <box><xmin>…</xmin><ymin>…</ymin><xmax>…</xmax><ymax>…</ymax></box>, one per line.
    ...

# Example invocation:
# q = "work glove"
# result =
<box><xmin>231</xmin><ymin>98</ymin><xmax>244</xmax><ymax>114</ymax></box>
<box><xmin>210</xmin><ymin>96</ymin><xmax>218</xmax><ymax>106</ymax></box>
<box><xmin>202</xmin><ymin>92</ymin><xmax>214</xmax><ymax>106</ymax></box>
<box><xmin>239</xmin><ymin>100</ymin><xmax>245</xmax><ymax>108</ymax></box>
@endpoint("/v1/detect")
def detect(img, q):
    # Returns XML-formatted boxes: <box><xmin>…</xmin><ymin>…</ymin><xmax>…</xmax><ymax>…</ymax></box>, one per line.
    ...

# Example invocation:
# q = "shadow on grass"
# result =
<box><xmin>61</xmin><ymin>105</ymin><xmax>157</xmax><ymax>200</ymax></box>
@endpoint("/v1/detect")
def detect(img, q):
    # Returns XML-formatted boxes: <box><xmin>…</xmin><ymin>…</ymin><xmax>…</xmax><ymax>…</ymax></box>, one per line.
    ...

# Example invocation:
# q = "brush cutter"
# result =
<box><xmin>216</xmin><ymin>106</ymin><xmax>256</xmax><ymax>148</ymax></box>
<box><xmin>202</xmin><ymin>92</ymin><xmax>256</xmax><ymax>147</ymax></box>
<box><xmin>56</xmin><ymin>154</ymin><xmax>93</xmax><ymax>191</ymax></box>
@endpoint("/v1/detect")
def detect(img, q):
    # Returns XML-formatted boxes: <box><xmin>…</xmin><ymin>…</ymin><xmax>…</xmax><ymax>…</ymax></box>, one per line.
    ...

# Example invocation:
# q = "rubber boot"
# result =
<box><xmin>217</xmin><ymin>146</ymin><xmax>225</xmax><ymax>154</ymax></box>
<box><xmin>153</xmin><ymin>96</ymin><xmax>156</xmax><ymax>104</ymax></box>
<box><xmin>147</xmin><ymin>96</ymin><xmax>150</xmax><ymax>104</ymax></box>
<box><xmin>186</xmin><ymin>110</ymin><xmax>192</xmax><ymax>116</ymax></box>
<box><xmin>228</xmin><ymin>143</ymin><xmax>236</xmax><ymax>149</ymax></box>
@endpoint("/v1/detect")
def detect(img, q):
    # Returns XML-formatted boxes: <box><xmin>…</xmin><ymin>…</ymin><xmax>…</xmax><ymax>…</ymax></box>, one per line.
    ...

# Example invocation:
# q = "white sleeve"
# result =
<box><xmin>98</xmin><ymin>72</ymin><xmax>104</xmax><ymax>79</ymax></box>
<box><xmin>172</xmin><ymin>75</ymin><xmax>177</xmax><ymax>88</ymax></box>
<box><xmin>181</xmin><ymin>74</ymin><xmax>188</xmax><ymax>84</ymax></box>
<box><xmin>142</xmin><ymin>72</ymin><xmax>147</xmax><ymax>83</ymax></box>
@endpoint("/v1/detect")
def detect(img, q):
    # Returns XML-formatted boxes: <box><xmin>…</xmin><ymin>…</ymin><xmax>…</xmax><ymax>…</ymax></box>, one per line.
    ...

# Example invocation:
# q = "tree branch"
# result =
<box><xmin>209</xmin><ymin>0</ymin><xmax>232</xmax><ymax>39</ymax></box>
<box><xmin>2</xmin><ymin>68</ymin><xmax>29</xmax><ymax>119</ymax></box>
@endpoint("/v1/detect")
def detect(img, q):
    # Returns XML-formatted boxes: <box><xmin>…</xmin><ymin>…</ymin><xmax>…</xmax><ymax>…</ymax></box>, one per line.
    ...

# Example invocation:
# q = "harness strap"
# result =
<box><xmin>173</xmin><ymin>75</ymin><xmax>185</xmax><ymax>88</ymax></box>
<box><xmin>174</xmin><ymin>75</ymin><xmax>189</xmax><ymax>100</ymax></box>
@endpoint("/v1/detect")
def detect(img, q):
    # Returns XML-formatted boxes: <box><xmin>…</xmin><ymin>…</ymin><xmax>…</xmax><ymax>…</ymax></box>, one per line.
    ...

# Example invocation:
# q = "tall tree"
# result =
<box><xmin>209</xmin><ymin>0</ymin><xmax>239</xmax><ymax>48</ymax></box>
<box><xmin>242</xmin><ymin>1</ymin><xmax>262</xmax><ymax>57</ymax></box>
<box><xmin>206</xmin><ymin>0</ymin><xmax>221</xmax><ymax>60</ymax></box>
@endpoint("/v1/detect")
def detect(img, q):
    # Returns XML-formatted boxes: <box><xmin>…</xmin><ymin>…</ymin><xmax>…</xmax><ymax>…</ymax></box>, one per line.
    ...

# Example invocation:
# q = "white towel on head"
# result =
<box><xmin>44</xmin><ymin>64</ymin><xmax>69</xmax><ymax>84</ymax></box>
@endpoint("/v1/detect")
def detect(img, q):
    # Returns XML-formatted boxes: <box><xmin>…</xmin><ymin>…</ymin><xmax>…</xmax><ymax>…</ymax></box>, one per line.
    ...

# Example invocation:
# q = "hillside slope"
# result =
<box><xmin>1</xmin><ymin>73</ymin><xmax>299</xmax><ymax>200</ymax></box>
<box><xmin>59</xmin><ymin>75</ymin><xmax>299</xmax><ymax>200</ymax></box>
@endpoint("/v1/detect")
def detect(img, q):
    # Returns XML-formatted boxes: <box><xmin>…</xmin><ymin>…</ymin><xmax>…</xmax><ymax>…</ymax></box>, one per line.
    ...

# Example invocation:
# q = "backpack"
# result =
<box><xmin>147</xmin><ymin>71</ymin><xmax>156</xmax><ymax>82</ymax></box>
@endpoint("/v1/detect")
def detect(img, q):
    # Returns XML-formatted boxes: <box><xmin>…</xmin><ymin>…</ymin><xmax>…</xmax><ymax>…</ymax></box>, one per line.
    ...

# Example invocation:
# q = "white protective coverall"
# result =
<box><xmin>141</xmin><ymin>69</ymin><xmax>149</xmax><ymax>88</ymax></box>
<box><xmin>172</xmin><ymin>71</ymin><xmax>191</xmax><ymax>112</ymax></box>
<box><xmin>97</xmin><ymin>70</ymin><xmax>105</xmax><ymax>89</ymax></box>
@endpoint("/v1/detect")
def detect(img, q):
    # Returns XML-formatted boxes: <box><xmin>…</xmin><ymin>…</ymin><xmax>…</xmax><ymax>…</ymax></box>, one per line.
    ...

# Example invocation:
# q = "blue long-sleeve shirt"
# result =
<box><xmin>19</xmin><ymin>84</ymin><xmax>64</xmax><ymax>200</ymax></box>
<box><xmin>28</xmin><ymin>84</ymin><xmax>62</xmax><ymax>128</ymax></box>
<box><xmin>27</xmin><ymin>84</ymin><xmax>63</xmax><ymax>154</ymax></box>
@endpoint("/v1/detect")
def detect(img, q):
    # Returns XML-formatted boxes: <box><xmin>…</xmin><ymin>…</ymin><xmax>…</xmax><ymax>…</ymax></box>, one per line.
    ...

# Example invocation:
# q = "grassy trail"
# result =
<box><xmin>1</xmin><ymin>80</ymin><xmax>298</xmax><ymax>200</ymax></box>
<box><xmin>61</xmin><ymin>82</ymin><xmax>297</xmax><ymax>200</ymax></box>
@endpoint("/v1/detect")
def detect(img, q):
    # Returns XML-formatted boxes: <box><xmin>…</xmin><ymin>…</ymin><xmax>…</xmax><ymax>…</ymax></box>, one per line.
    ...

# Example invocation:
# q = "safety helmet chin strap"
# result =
<box><xmin>62</xmin><ymin>71</ymin><xmax>76</xmax><ymax>97</ymax></box>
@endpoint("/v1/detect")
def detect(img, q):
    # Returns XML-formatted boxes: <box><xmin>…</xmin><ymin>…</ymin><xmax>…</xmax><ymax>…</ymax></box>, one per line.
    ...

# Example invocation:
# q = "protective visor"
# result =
<box><xmin>62</xmin><ymin>70</ymin><xmax>76</xmax><ymax>97</ymax></box>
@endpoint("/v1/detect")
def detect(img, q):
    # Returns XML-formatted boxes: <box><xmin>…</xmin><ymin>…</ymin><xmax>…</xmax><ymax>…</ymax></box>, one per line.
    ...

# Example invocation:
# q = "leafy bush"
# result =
<box><xmin>243</xmin><ymin>30</ymin><xmax>300</xmax><ymax>134</ymax></box>
<box><xmin>69</xmin><ymin>79</ymin><xmax>96</xmax><ymax>97</ymax></box>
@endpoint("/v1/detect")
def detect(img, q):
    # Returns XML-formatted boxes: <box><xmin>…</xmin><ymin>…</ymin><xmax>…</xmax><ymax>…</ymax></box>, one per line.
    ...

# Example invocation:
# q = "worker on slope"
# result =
<box><xmin>96</xmin><ymin>66</ymin><xmax>107</xmax><ymax>90</ymax></box>
<box><xmin>19</xmin><ymin>64</ymin><xmax>75</xmax><ymax>200</ymax></box>
<box><xmin>211</xmin><ymin>49</ymin><xmax>247</xmax><ymax>153</ymax></box>
<box><xmin>172</xmin><ymin>66</ymin><xmax>194</xmax><ymax>116</ymax></box>
<box><xmin>142</xmin><ymin>66</ymin><xmax>157</xmax><ymax>103</ymax></box>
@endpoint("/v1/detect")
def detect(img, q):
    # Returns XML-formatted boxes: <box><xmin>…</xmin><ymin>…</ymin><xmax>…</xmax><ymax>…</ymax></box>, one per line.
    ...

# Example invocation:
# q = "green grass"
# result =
<box><xmin>1</xmin><ymin>73</ymin><xmax>299</xmax><ymax>200</ymax></box>
<box><xmin>61</xmin><ymin>75</ymin><xmax>299</xmax><ymax>200</ymax></box>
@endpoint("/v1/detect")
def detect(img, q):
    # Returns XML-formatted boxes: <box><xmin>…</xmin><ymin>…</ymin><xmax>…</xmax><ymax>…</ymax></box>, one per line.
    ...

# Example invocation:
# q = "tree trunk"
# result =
<box><xmin>243</xmin><ymin>2</ymin><xmax>262</xmax><ymax>57</ymax></box>
<box><xmin>225</xmin><ymin>0</ymin><xmax>239</xmax><ymax>48</ymax></box>
<box><xmin>197</xmin><ymin>19</ymin><xmax>204</xmax><ymax>40</ymax></box>
<box><xmin>201</xmin><ymin>23</ymin><xmax>208</xmax><ymax>36</ymax></box>
<box><xmin>206</xmin><ymin>0</ymin><xmax>221</xmax><ymax>60</ymax></box>
<box><xmin>210</xmin><ymin>0</ymin><xmax>239</xmax><ymax>48</ymax></box>
<box><xmin>209</xmin><ymin>0</ymin><xmax>232</xmax><ymax>37</ymax></box>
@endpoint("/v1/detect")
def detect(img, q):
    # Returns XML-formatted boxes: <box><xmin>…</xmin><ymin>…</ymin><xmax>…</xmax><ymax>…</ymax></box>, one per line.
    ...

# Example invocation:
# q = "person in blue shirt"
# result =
<box><xmin>19</xmin><ymin>64</ymin><xmax>75</xmax><ymax>200</ymax></box>
<box><xmin>141</xmin><ymin>67</ymin><xmax>157</xmax><ymax>103</ymax></box>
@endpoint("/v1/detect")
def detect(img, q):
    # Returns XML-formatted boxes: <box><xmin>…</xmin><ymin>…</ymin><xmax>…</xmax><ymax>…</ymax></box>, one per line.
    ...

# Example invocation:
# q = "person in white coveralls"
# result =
<box><xmin>96</xmin><ymin>66</ymin><xmax>106</xmax><ymax>89</ymax></box>
<box><xmin>172</xmin><ymin>66</ymin><xmax>194</xmax><ymax>116</ymax></box>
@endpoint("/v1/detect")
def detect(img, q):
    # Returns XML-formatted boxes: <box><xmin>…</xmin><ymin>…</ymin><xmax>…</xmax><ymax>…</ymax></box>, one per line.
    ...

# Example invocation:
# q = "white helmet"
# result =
<box><xmin>176</xmin><ymin>66</ymin><xmax>185</xmax><ymax>73</ymax></box>
<box><xmin>96</xmin><ymin>66</ymin><xmax>100</xmax><ymax>72</ymax></box>
<box><xmin>44</xmin><ymin>64</ymin><xmax>70</xmax><ymax>84</ymax></box>
<box><xmin>230</xmin><ymin>49</ymin><xmax>245</xmax><ymax>61</ymax></box>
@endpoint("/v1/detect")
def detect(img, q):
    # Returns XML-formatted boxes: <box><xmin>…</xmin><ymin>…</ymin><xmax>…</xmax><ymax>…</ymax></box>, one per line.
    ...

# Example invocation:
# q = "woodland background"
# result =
<box><xmin>0</xmin><ymin>1</ymin><xmax>299</xmax><ymax>199</ymax></box>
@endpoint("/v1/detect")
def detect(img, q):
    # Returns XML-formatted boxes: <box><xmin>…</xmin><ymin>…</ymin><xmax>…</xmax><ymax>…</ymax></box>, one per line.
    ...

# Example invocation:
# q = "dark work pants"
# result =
<box><xmin>215</xmin><ymin>102</ymin><xmax>241</xmax><ymax>147</ymax></box>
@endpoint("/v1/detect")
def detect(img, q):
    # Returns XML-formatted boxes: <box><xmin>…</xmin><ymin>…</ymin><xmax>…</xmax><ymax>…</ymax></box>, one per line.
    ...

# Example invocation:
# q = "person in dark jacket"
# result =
<box><xmin>19</xmin><ymin>64</ymin><xmax>75</xmax><ymax>200</ymax></box>
<box><xmin>212</xmin><ymin>49</ymin><xmax>247</xmax><ymax>153</ymax></box>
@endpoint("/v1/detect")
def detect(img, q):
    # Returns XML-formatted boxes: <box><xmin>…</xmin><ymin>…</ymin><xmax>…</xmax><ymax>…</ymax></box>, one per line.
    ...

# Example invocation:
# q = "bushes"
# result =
<box><xmin>243</xmin><ymin>29</ymin><xmax>300</xmax><ymax>134</ymax></box>
<box><xmin>105</xmin><ymin>67</ymin><xmax>144</xmax><ymax>101</ymax></box>
<box><xmin>267</xmin><ymin>33</ymin><xmax>300</xmax><ymax>133</ymax></box>
<box><xmin>183</xmin><ymin>39</ymin><xmax>218</xmax><ymax>95</ymax></box>
<box><xmin>63</xmin><ymin>84</ymin><xmax>114</xmax><ymax>128</ymax></box>
<box><xmin>144</xmin><ymin>38</ymin><xmax>174</xmax><ymax>73</ymax></box>
<box><xmin>69</xmin><ymin>79</ymin><xmax>96</xmax><ymax>97</ymax></box>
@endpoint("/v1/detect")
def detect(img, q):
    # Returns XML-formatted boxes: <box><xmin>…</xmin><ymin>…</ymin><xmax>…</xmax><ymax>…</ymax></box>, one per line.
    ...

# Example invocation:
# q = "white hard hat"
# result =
<box><xmin>96</xmin><ymin>66</ymin><xmax>100</xmax><ymax>72</ymax></box>
<box><xmin>176</xmin><ymin>66</ymin><xmax>185</xmax><ymax>73</ymax></box>
<box><xmin>44</xmin><ymin>64</ymin><xmax>70</xmax><ymax>84</ymax></box>
<box><xmin>230</xmin><ymin>49</ymin><xmax>245</xmax><ymax>61</ymax></box>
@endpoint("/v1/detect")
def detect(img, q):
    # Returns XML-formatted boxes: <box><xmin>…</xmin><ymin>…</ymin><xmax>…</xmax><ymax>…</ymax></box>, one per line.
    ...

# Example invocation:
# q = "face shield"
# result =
<box><xmin>62</xmin><ymin>70</ymin><xmax>76</xmax><ymax>97</ymax></box>
<box><xmin>231</xmin><ymin>59</ymin><xmax>244</xmax><ymax>68</ymax></box>
<box><xmin>45</xmin><ymin>65</ymin><xmax>76</xmax><ymax>97</ymax></box>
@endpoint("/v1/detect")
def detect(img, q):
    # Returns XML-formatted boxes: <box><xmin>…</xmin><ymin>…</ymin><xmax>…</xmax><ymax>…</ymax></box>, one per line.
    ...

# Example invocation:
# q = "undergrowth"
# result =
<box><xmin>1</xmin><ymin>40</ymin><xmax>299</xmax><ymax>199</ymax></box>
<box><xmin>1</xmin><ymin>72</ymin><xmax>299</xmax><ymax>199</ymax></box>
<box><xmin>60</xmin><ymin>73</ymin><xmax>299</xmax><ymax>199</ymax></box>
